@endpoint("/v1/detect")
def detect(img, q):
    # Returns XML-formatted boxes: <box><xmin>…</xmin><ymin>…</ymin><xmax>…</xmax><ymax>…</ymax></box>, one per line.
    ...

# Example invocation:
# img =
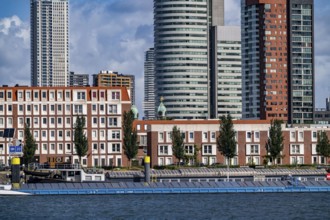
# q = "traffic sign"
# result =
<box><xmin>9</xmin><ymin>146</ymin><xmax>22</xmax><ymax>154</ymax></box>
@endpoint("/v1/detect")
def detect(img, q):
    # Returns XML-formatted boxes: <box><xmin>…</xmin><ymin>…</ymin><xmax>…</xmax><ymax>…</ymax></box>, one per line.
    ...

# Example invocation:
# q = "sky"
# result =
<box><xmin>0</xmin><ymin>0</ymin><xmax>329</xmax><ymax>117</ymax></box>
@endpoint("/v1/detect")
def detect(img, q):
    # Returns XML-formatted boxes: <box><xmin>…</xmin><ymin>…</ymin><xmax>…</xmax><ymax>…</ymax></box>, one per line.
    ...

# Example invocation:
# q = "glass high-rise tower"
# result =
<box><xmin>154</xmin><ymin>0</ymin><xmax>224</xmax><ymax>119</ymax></box>
<box><xmin>31</xmin><ymin>0</ymin><xmax>69</xmax><ymax>87</ymax></box>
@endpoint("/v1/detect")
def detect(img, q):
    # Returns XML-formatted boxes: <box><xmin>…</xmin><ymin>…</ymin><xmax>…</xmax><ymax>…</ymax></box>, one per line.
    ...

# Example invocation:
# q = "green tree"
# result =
<box><xmin>74</xmin><ymin>115</ymin><xmax>88</xmax><ymax>165</ymax></box>
<box><xmin>265</xmin><ymin>119</ymin><xmax>284</xmax><ymax>165</ymax></box>
<box><xmin>217</xmin><ymin>114</ymin><xmax>237</xmax><ymax>179</ymax></box>
<box><xmin>23</xmin><ymin>123</ymin><xmax>37</xmax><ymax>166</ymax></box>
<box><xmin>172</xmin><ymin>126</ymin><xmax>185</xmax><ymax>165</ymax></box>
<box><xmin>123</xmin><ymin>110</ymin><xmax>138</xmax><ymax>168</ymax></box>
<box><xmin>316</xmin><ymin>131</ymin><xmax>330</xmax><ymax>165</ymax></box>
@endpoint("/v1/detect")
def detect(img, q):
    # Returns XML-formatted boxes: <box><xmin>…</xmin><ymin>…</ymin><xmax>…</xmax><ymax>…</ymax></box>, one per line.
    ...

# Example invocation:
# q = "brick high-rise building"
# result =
<box><xmin>241</xmin><ymin>0</ymin><xmax>314</xmax><ymax>124</ymax></box>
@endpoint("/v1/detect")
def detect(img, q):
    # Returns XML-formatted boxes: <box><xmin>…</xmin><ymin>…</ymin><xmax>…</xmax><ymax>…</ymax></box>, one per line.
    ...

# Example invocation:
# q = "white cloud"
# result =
<box><xmin>0</xmin><ymin>16</ymin><xmax>30</xmax><ymax>86</ymax></box>
<box><xmin>69</xmin><ymin>0</ymin><xmax>154</xmax><ymax>113</ymax></box>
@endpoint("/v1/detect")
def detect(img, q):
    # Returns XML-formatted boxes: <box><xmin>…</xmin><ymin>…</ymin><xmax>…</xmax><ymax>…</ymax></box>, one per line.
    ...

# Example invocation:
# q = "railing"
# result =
<box><xmin>28</xmin><ymin>163</ymin><xmax>81</xmax><ymax>170</ymax></box>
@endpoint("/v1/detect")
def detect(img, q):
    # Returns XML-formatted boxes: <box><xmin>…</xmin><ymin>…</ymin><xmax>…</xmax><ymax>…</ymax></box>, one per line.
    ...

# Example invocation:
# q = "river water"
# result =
<box><xmin>0</xmin><ymin>193</ymin><xmax>329</xmax><ymax>219</ymax></box>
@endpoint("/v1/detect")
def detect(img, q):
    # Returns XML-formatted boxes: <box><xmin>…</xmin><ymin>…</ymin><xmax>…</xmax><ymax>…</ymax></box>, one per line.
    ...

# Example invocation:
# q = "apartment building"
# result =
<box><xmin>134</xmin><ymin>120</ymin><xmax>330</xmax><ymax>167</ymax></box>
<box><xmin>241</xmin><ymin>0</ymin><xmax>314</xmax><ymax>124</ymax></box>
<box><xmin>0</xmin><ymin>85</ymin><xmax>131</xmax><ymax>167</ymax></box>
<box><xmin>93</xmin><ymin>71</ymin><xmax>135</xmax><ymax>105</ymax></box>
<box><xmin>31</xmin><ymin>0</ymin><xmax>69</xmax><ymax>87</ymax></box>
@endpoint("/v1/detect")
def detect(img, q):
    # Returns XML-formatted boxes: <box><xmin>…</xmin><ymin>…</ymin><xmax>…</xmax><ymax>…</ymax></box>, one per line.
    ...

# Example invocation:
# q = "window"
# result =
<box><xmin>112</xmin><ymin>91</ymin><xmax>120</xmax><ymax>100</ymax></box>
<box><xmin>100</xmin><ymin>117</ymin><xmax>105</xmax><ymax>125</ymax></box>
<box><xmin>112</xmin><ymin>131</ymin><xmax>120</xmax><ymax>139</ymax></box>
<box><xmin>66</xmin><ymin>117</ymin><xmax>71</xmax><ymax>125</ymax></box>
<box><xmin>26</xmin><ymin>105</ymin><xmax>31</xmax><ymax>112</ymax></box>
<box><xmin>93</xmin><ymin>143</ymin><xmax>98</xmax><ymax>150</ymax></box>
<box><xmin>34</xmin><ymin>91</ymin><xmax>38</xmax><ymax>99</ymax></box>
<box><xmin>203</xmin><ymin>132</ymin><xmax>208</xmax><ymax>140</ymax></box>
<box><xmin>50</xmin><ymin>92</ymin><xmax>55</xmax><ymax>99</ymax></box>
<box><xmin>42</xmin><ymin>91</ymin><xmax>47</xmax><ymax>99</ymax></box>
<box><xmin>26</xmin><ymin>92</ymin><xmax>31</xmax><ymax>100</ymax></box>
<box><xmin>112</xmin><ymin>143</ymin><xmax>121</xmax><ymax>153</ymax></box>
<box><xmin>42</xmin><ymin>105</ymin><xmax>47</xmax><ymax>112</ymax></box>
<box><xmin>247</xmin><ymin>132</ymin><xmax>252</xmax><ymax>139</ymax></box>
<box><xmin>57</xmin><ymin>105</ymin><xmax>62</xmax><ymax>112</ymax></box>
<box><xmin>42</xmin><ymin>131</ymin><xmax>46</xmax><ymax>138</ymax></box>
<box><xmin>185</xmin><ymin>145</ymin><xmax>194</xmax><ymax>155</ymax></box>
<box><xmin>7</xmin><ymin>91</ymin><xmax>12</xmax><ymax>99</ymax></box>
<box><xmin>18</xmin><ymin>105</ymin><xmax>23</xmax><ymax>112</ymax></box>
<box><xmin>66</xmin><ymin>144</ymin><xmax>71</xmax><ymax>151</ymax></box>
<box><xmin>100</xmin><ymin>91</ymin><xmax>105</xmax><ymax>99</ymax></box>
<box><xmin>203</xmin><ymin>145</ymin><xmax>212</xmax><ymax>154</ymax></box>
<box><xmin>100</xmin><ymin>104</ymin><xmax>104</xmax><ymax>112</ymax></box>
<box><xmin>34</xmin><ymin>105</ymin><xmax>38</xmax><ymax>112</ymax></box>
<box><xmin>74</xmin><ymin>105</ymin><xmax>83</xmax><ymax>114</ymax></box>
<box><xmin>50</xmin><ymin>130</ymin><xmax>55</xmax><ymax>138</ymax></box>
<box><xmin>0</xmin><ymin>92</ymin><xmax>3</xmax><ymax>99</ymax></box>
<box><xmin>159</xmin><ymin>132</ymin><xmax>164</xmax><ymax>141</ymax></box>
<box><xmin>77</xmin><ymin>92</ymin><xmax>86</xmax><ymax>100</ymax></box>
<box><xmin>66</xmin><ymin>104</ymin><xmax>70</xmax><ymax>112</ymax></box>
<box><xmin>66</xmin><ymin>130</ymin><xmax>71</xmax><ymax>138</ymax></box>
<box><xmin>159</xmin><ymin>145</ymin><xmax>168</xmax><ymax>155</ymax></box>
<box><xmin>66</xmin><ymin>91</ymin><xmax>70</xmax><ymax>99</ymax></box>
<box><xmin>189</xmin><ymin>132</ymin><xmax>194</xmax><ymax>140</ymax></box>
<box><xmin>34</xmin><ymin>131</ymin><xmax>38</xmax><ymax>138</ymax></box>
<box><xmin>18</xmin><ymin>92</ymin><xmax>23</xmax><ymax>99</ymax></box>
<box><xmin>109</xmin><ymin>117</ymin><xmax>118</xmax><ymax>126</ymax></box>
<box><xmin>250</xmin><ymin>145</ymin><xmax>259</xmax><ymax>154</ymax></box>
<box><xmin>108</xmin><ymin>105</ymin><xmax>117</xmax><ymax>114</ymax></box>
<box><xmin>57</xmin><ymin>118</ymin><xmax>62</xmax><ymax>125</ymax></box>
<box><xmin>255</xmin><ymin>132</ymin><xmax>260</xmax><ymax>139</ymax></box>
<box><xmin>50</xmin><ymin>117</ymin><xmax>55</xmax><ymax>125</ymax></box>
<box><xmin>92</xmin><ymin>117</ymin><xmax>97</xmax><ymax>125</ymax></box>
<box><xmin>50</xmin><ymin>144</ymin><xmax>55</xmax><ymax>151</ymax></box>
<box><xmin>92</xmin><ymin>104</ymin><xmax>97</xmax><ymax>112</ymax></box>
<box><xmin>58</xmin><ymin>130</ymin><xmax>63</xmax><ymax>138</ymax></box>
<box><xmin>43</xmin><ymin>144</ymin><xmax>47</xmax><ymax>151</ymax></box>
<box><xmin>34</xmin><ymin>118</ymin><xmax>38</xmax><ymax>125</ymax></box>
<box><xmin>92</xmin><ymin>91</ymin><xmax>97</xmax><ymax>99</ymax></box>
<box><xmin>0</xmin><ymin>105</ymin><xmax>3</xmax><ymax>112</ymax></box>
<box><xmin>59</xmin><ymin>144</ymin><xmax>63</xmax><ymax>151</ymax></box>
<box><xmin>58</xmin><ymin>91</ymin><xmax>62</xmax><ymax>99</ymax></box>
<box><xmin>8</xmin><ymin>105</ymin><xmax>13</xmax><ymax>112</ymax></box>
<box><xmin>291</xmin><ymin>144</ymin><xmax>300</xmax><ymax>154</ymax></box>
<box><xmin>42</xmin><ymin>118</ymin><xmax>47</xmax><ymax>125</ymax></box>
<box><xmin>211</xmin><ymin>132</ymin><xmax>216</xmax><ymax>141</ymax></box>
<box><xmin>100</xmin><ymin>143</ymin><xmax>105</xmax><ymax>150</ymax></box>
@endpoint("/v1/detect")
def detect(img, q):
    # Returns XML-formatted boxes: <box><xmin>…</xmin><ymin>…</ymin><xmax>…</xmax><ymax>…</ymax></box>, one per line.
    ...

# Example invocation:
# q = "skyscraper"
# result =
<box><xmin>31</xmin><ymin>0</ymin><xmax>69</xmax><ymax>87</ymax></box>
<box><xmin>213</xmin><ymin>26</ymin><xmax>242</xmax><ymax>119</ymax></box>
<box><xmin>143</xmin><ymin>48</ymin><xmax>156</xmax><ymax>120</ymax></box>
<box><xmin>154</xmin><ymin>0</ymin><xmax>225</xmax><ymax>119</ymax></box>
<box><xmin>241</xmin><ymin>0</ymin><xmax>314</xmax><ymax>124</ymax></box>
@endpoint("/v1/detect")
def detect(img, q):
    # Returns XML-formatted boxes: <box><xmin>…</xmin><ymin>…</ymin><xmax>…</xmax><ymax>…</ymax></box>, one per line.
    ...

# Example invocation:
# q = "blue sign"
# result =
<box><xmin>9</xmin><ymin>146</ymin><xmax>22</xmax><ymax>154</ymax></box>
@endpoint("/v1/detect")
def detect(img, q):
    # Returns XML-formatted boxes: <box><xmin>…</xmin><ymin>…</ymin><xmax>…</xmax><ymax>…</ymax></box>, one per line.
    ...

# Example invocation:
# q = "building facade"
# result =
<box><xmin>69</xmin><ymin>72</ymin><xmax>89</xmax><ymax>87</ymax></box>
<box><xmin>30</xmin><ymin>0</ymin><xmax>69</xmax><ymax>87</ymax></box>
<box><xmin>154</xmin><ymin>0</ymin><xmax>225</xmax><ymax>119</ymax></box>
<box><xmin>93</xmin><ymin>71</ymin><xmax>135</xmax><ymax>105</ymax></box>
<box><xmin>134</xmin><ymin>120</ymin><xmax>330</xmax><ymax>167</ymax></box>
<box><xmin>212</xmin><ymin>26</ymin><xmax>242</xmax><ymax>119</ymax></box>
<box><xmin>241</xmin><ymin>0</ymin><xmax>314</xmax><ymax>124</ymax></box>
<box><xmin>143</xmin><ymin>48</ymin><xmax>156</xmax><ymax>120</ymax></box>
<box><xmin>0</xmin><ymin>86</ymin><xmax>131</xmax><ymax>167</ymax></box>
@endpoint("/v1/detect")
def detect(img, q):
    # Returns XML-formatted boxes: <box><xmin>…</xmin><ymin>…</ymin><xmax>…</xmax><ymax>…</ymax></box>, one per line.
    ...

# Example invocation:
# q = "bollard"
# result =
<box><xmin>11</xmin><ymin>157</ymin><xmax>21</xmax><ymax>189</ymax></box>
<box><xmin>144</xmin><ymin>156</ymin><xmax>150</xmax><ymax>184</ymax></box>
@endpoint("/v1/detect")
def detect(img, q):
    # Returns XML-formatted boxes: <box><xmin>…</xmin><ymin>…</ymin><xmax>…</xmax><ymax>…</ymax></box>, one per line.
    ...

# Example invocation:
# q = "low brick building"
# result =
<box><xmin>134</xmin><ymin>120</ymin><xmax>330</xmax><ymax>167</ymax></box>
